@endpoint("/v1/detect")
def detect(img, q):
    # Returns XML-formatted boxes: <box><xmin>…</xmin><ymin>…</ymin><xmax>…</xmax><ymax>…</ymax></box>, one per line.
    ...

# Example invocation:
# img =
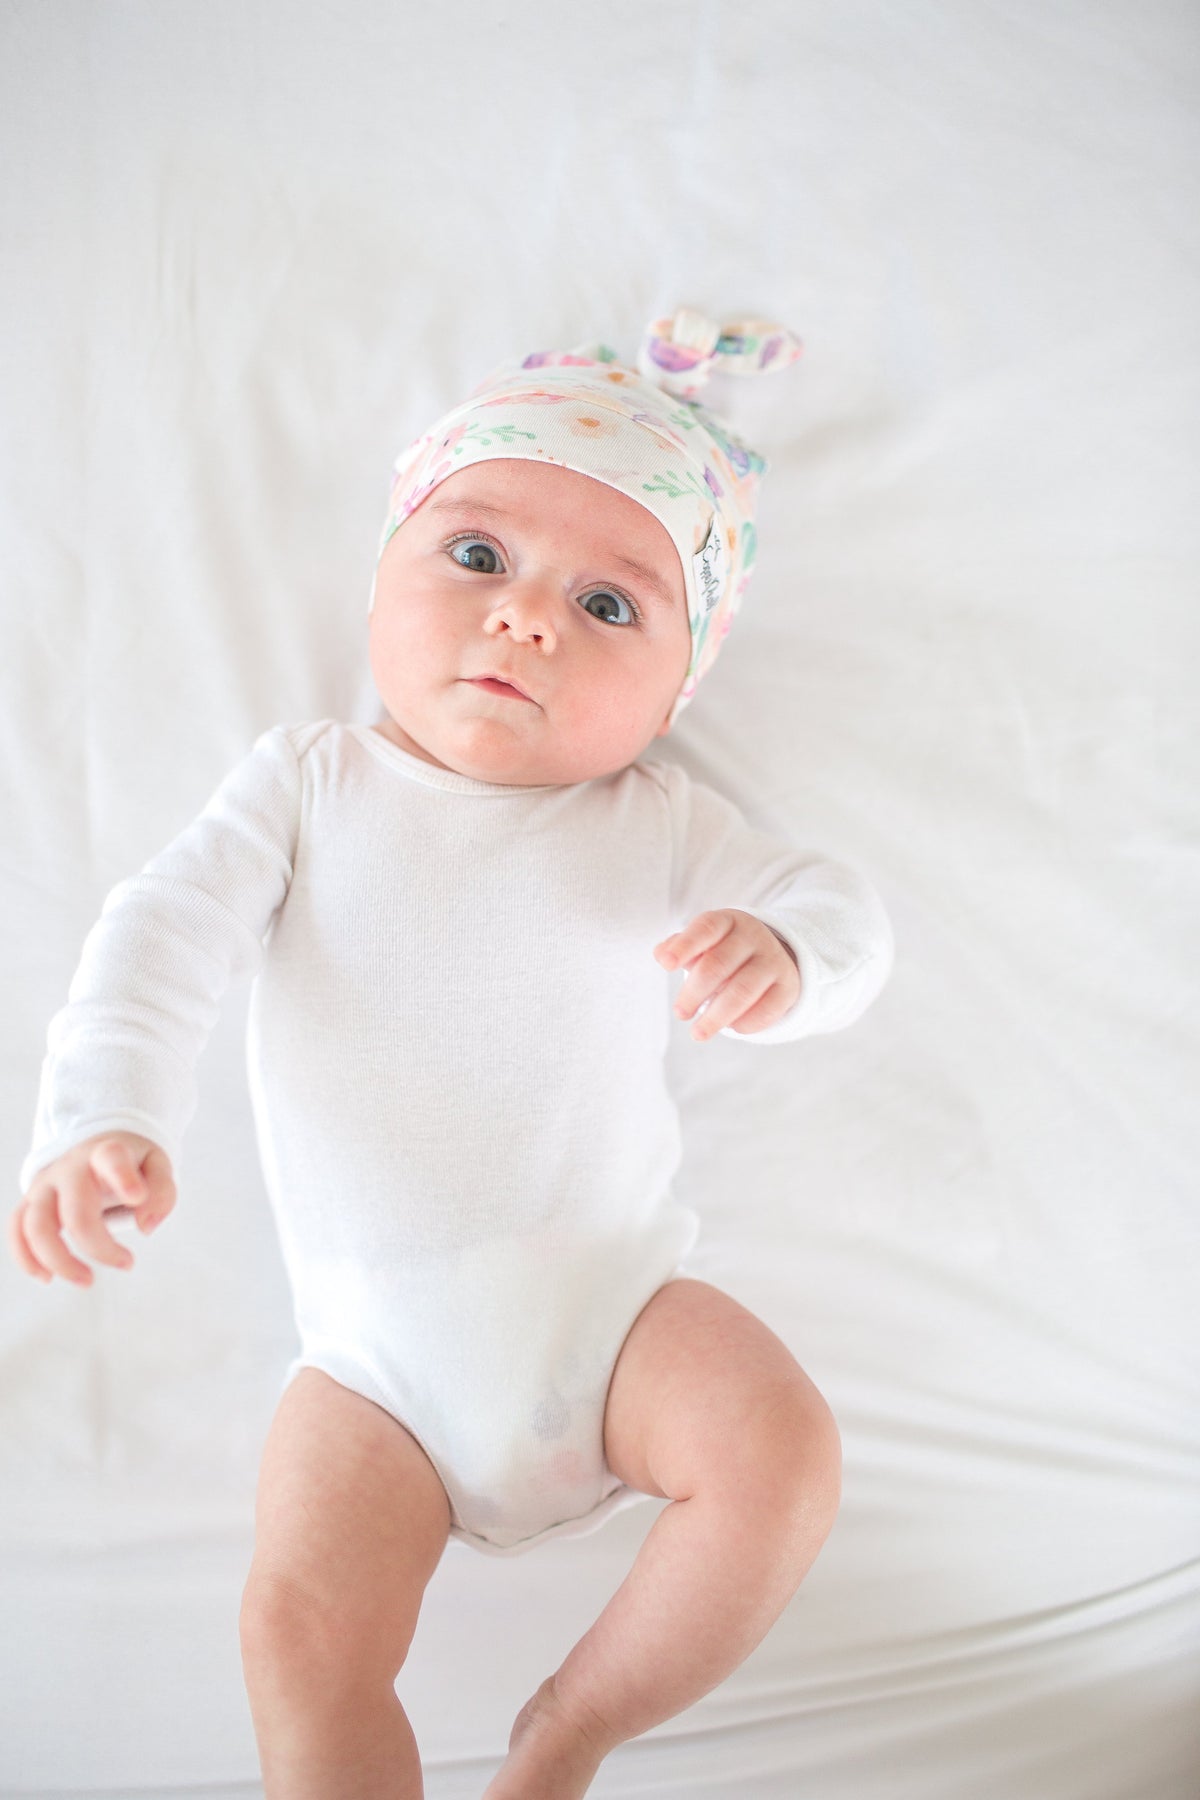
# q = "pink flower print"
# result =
<box><xmin>398</xmin><ymin>466</ymin><xmax>449</xmax><ymax>521</ymax></box>
<box><xmin>395</xmin><ymin>442</ymin><xmax>462</xmax><ymax>519</ymax></box>
<box><xmin>390</xmin><ymin>432</ymin><xmax>433</xmax><ymax>479</ymax></box>
<box><xmin>479</xmin><ymin>389</ymin><xmax>568</xmax><ymax>407</ymax></box>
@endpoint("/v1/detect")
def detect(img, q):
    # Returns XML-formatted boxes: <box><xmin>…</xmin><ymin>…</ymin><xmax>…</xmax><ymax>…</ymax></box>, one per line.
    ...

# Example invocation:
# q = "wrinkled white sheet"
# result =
<box><xmin>2</xmin><ymin>2</ymin><xmax>1197</xmax><ymax>1795</ymax></box>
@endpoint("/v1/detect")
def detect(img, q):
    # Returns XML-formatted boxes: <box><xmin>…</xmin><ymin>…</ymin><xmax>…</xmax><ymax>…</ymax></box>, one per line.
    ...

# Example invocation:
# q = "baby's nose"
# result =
<box><xmin>484</xmin><ymin>576</ymin><xmax>561</xmax><ymax>642</ymax></box>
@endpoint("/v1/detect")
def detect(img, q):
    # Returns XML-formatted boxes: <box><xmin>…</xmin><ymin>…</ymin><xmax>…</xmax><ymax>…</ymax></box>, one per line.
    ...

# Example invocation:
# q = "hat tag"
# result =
<box><xmin>692</xmin><ymin>515</ymin><xmax>728</xmax><ymax>616</ymax></box>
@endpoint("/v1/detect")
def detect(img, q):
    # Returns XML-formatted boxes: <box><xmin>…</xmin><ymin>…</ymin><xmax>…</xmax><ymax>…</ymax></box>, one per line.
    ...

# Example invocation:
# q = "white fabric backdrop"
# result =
<box><xmin>2</xmin><ymin>2</ymin><xmax>1197</xmax><ymax>1796</ymax></box>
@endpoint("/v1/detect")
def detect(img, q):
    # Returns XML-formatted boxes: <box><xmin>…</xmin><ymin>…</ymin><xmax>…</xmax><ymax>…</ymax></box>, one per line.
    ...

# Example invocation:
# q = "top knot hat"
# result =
<box><xmin>370</xmin><ymin>306</ymin><xmax>802</xmax><ymax>728</ymax></box>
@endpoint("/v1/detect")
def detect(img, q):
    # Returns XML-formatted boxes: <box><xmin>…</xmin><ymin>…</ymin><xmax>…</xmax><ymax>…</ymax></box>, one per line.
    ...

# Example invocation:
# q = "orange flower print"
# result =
<box><xmin>567</xmin><ymin>412</ymin><xmax>621</xmax><ymax>440</ymax></box>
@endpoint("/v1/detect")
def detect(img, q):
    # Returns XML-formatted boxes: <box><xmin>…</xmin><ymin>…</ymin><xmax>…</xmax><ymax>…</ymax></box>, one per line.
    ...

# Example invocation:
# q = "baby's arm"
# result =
<box><xmin>12</xmin><ymin>725</ymin><xmax>303</xmax><ymax>1275</ymax></box>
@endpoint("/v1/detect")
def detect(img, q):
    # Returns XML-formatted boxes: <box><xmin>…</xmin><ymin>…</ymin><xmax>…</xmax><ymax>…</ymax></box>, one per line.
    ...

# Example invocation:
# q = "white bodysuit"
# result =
<box><xmin>20</xmin><ymin>721</ymin><xmax>893</xmax><ymax>1555</ymax></box>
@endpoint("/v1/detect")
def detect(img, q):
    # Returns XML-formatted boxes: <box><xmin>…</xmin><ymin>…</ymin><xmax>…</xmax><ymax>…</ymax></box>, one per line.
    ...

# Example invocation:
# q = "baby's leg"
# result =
<box><xmin>239</xmin><ymin>1367</ymin><xmax>451</xmax><ymax>1800</ymax></box>
<box><xmin>484</xmin><ymin>1279</ymin><xmax>841</xmax><ymax>1800</ymax></box>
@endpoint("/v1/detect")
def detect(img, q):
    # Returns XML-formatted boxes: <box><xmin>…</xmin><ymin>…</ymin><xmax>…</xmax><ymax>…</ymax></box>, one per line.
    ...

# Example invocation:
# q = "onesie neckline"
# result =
<box><xmin>346</xmin><ymin>723</ymin><xmax>563</xmax><ymax>797</ymax></box>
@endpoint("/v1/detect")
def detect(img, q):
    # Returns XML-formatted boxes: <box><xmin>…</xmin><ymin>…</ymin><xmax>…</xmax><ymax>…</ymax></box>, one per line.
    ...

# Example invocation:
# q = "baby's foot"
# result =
<box><xmin>481</xmin><ymin>1675</ymin><xmax>611</xmax><ymax>1800</ymax></box>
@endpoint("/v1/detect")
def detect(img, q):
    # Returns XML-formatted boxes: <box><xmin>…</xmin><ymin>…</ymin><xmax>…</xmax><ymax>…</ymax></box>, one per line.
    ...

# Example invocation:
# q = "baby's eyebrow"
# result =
<box><xmin>425</xmin><ymin>494</ymin><xmax>678</xmax><ymax>612</ymax></box>
<box><xmin>426</xmin><ymin>496</ymin><xmax>509</xmax><ymax>525</ymax></box>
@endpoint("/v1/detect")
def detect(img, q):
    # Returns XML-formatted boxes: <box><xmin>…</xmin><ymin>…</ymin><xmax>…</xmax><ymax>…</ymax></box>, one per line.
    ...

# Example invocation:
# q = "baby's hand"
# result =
<box><xmin>654</xmin><ymin>909</ymin><xmax>801</xmax><ymax>1042</ymax></box>
<box><xmin>8</xmin><ymin>1132</ymin><xmax>176</xmax><ymax>1288</ymax></box>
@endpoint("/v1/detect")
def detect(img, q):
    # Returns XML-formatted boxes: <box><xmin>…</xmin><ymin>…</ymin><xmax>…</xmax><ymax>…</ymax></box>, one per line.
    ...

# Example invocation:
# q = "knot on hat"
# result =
<box><xmin>636</xmin><ymin>306</ymin><xmax>803</xmax><ymax>401</ymax></box>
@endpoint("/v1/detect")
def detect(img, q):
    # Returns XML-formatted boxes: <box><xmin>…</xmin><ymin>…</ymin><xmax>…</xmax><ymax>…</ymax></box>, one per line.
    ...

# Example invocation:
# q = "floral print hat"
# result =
<box><xmin>369</xmin><ymin>306</ymin><xmax>803</xmax><ymax>727</ymax></box>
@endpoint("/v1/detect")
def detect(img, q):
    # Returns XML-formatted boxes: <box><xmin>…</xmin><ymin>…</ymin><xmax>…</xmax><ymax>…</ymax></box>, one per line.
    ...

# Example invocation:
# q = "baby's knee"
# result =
<box><xmin>715</xmin><ymin>1383</ymin><xmax>843</xmax><ymax>1561</ymax></box>
<box><xmin>240</xmin><ymin>1568</ymin><xmax>352</xmax><ymax>1688</ymax></box>
<box><xmin>239</xmin><ymin>1561</ymin><xmax>421</xmax><ymax>1695</ymax></box>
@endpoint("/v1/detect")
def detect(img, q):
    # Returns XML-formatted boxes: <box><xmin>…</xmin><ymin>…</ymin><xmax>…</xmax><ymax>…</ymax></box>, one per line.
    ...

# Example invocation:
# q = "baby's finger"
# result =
<box><xmin>91</xmin><ymin>1138</ymin><xmax>150</xmax><ymax>1210</ymax></box>
<box><xmin>7</xmin><ymin>1202</ymin><xmax>53</xmax><ymax>1284</ymax></box>
<box><xmin>22</xmin><ymin>1190</ymin><xmax>99</xmax><ymax>1287</ymax></box>
<box><xmin>674</xmin><ymin>965</ymin><xmax>732</xmax><ymax>1025</ymax></box>
<box><xmin>672</xmin><ymin>931</ymin><xmax>755</xmax><ymax>1022</ymax></box>
<box><xmin>657</xmin><ymin>910</ymin><xmax>736</xmax><ymax>972</ymax></box>
<box><xmin>134</xmin><ymin>1146</ymin><xmax>177</xmax><ymax>1232</ymax></box>
<box><xmin>63</xmin><ymin>1169</ymin><xmax>138</xmax><ymax>1272</ymax></box>
<box><xmin>718</xmin><ymin>979</ymin><xmax>796</xmax><ymax>1038</ymax></box>
<box><xmin>687</xmin><ymin>962</ymin><xmax>777</xmax><ymax>1042</ymax></box>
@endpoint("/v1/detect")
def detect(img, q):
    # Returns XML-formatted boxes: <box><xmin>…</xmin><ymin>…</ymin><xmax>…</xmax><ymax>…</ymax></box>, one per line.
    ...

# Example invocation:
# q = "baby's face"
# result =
<box><xmin>368</xmin><ymin>458</ymin><xmax>692</xmax><ymax>786</ymax></box>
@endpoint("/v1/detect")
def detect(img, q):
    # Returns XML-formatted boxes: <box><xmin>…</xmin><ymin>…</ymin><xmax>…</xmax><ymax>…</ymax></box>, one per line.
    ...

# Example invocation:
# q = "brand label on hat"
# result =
<box><xmin>692</xmin><ymin>516</ymin><xmax>728</xmax><ymax>615</ymax></box>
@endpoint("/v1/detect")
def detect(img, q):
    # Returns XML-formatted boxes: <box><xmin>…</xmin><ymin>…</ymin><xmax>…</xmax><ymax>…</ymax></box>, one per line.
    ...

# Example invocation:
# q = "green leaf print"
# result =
<box><xmin>457</xmin><ymin>423</ymin><xmax>538</xmax><ymax>453</ymax></box>
<box><xmin>642</xmin><ymin>467</ymin><xmax>712</xmax><ymax>505</ymax></box>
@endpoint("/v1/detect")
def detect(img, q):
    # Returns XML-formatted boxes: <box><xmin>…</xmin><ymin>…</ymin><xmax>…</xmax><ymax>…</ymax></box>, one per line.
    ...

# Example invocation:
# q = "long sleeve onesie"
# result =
<box><xmin>20</xmin><ymin>720</ymin><xmax>893</xmax><ymax>1555</ymax></box>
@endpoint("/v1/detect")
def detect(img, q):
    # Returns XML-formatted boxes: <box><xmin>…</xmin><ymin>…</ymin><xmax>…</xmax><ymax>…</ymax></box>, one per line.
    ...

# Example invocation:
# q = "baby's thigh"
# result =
<box><xmin>604</xmin><ymin>1278</ymin><xmax>841</xmax><ymax>1511</ymax></box>
<box><xmin>241</xmin><ymin>1368</ymin><xmax>451</xmax><ymax>1680</ymax></box>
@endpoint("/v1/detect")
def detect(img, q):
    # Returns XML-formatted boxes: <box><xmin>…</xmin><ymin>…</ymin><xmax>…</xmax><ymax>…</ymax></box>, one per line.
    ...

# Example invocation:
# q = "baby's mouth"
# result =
<box><xmin>466</xmin><ymin>676</ymin><xmax>536</xmax><ymax>704</ymax></box>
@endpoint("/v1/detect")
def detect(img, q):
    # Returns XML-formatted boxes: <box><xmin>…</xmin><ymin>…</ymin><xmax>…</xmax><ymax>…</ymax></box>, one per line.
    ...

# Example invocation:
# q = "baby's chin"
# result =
<box><xmin>406</xmin><ymin>718</ymin><xmax>665</xmax><ymax>788</ymax></box>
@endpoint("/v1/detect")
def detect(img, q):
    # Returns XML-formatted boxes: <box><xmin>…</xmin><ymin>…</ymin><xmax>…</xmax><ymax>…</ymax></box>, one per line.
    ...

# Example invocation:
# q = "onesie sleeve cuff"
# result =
<box><xmin>716</xmin><ymin>904</ymin><xmax>894</xmax><ymax>1047</ymax></box>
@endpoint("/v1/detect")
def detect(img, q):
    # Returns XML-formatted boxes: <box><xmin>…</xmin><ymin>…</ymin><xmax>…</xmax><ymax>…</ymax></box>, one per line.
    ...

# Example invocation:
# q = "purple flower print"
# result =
<box><xmin>645</xmin><ymin>339</ymin><xmax>704</xmax><ymax>377</ymax></box>
<box><xmin>521</xmin><ymin>352</ymin><xmax>599</xmax><ymax>370</ymax></box>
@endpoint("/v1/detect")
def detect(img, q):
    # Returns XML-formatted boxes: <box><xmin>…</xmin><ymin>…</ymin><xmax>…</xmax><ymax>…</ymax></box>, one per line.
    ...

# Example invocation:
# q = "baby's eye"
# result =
<box><xmin>448</xmin><ymin>537</ymin><xmax>501</xmax><ymax>574</ymax></box>
<box><xmin>579</xmin><ymin>589</ymin><xmax>638</xmax><ymax>627</ymax></box>
<box><xmin>445</xmin><ymin>534</ymin><xmax>639</xmax><ymax>626</ymax></box>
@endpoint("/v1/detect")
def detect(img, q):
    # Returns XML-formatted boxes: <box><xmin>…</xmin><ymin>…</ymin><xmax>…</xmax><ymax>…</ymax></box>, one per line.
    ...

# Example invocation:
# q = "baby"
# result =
<box><xmin>10</xmin><ymin>307</ymin><xmax>893</xmax><ymax>1799</ymax></box>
